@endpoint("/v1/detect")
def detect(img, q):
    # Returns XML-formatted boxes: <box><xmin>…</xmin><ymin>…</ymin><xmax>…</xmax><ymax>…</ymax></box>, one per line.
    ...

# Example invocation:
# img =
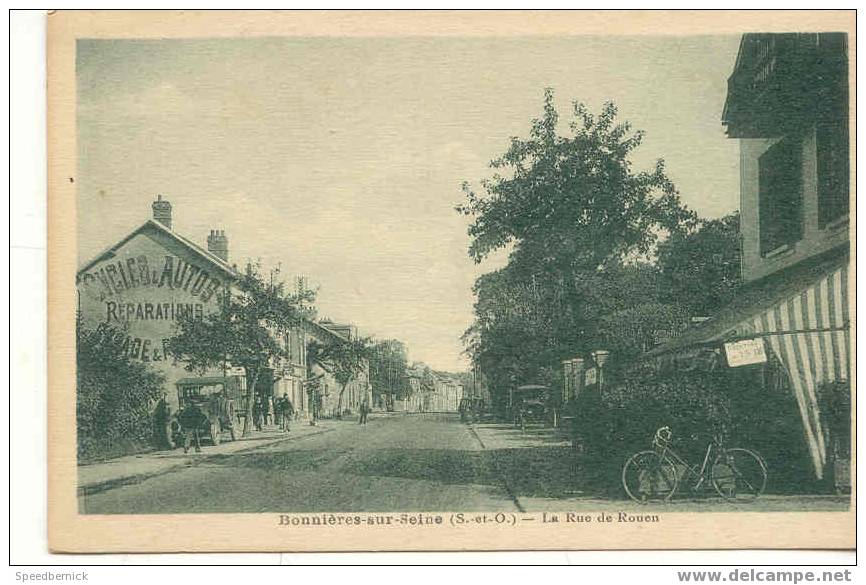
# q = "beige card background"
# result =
<box><xmin>47</xmin><ymin>9</ymin><xmax>856</xmax><ymax>553</ymax></box>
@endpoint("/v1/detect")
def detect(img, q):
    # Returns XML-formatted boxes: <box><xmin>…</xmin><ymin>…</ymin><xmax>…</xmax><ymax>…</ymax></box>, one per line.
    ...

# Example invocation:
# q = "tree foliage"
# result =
<box><xmin>306</xmin><ymin>335</ymin><xmax>371</xmax><ymax>415</ymax></box>
<box><xmin>166</xmin><ymin>262</ymin><xmax>314</xmax><ymax>436</ymax></box>
<box><xmin>77</xmin><ymin>316</ymin><xmax>165</xmax><ymax>460</ymax></box>
<box><xmin>368</xmin><ymin>339</ymin><xmax>410</xmax><ymax>403</ymax></box>
<box><xmin>657</xmin><ymin>212</ymin><xmax>742</xmax><ymax>316</ymax></box>
<box><xmin>457</xmin><ymin>90</ymin><xmax>701</xmax><ymax>414</ymax></box>
<box><xmin>411</xmin><ymin>363</ymin><xmax>439</xmax><ymax>393</ymax></box>
<box><xmin>457</xmin><ymin>88</ymin><xmax>695</xmax><ymax>272</ymax></box>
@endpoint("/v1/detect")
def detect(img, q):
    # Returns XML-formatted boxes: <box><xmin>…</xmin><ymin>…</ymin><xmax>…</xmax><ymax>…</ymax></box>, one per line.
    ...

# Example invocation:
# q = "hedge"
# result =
<box><xmin>77</xmin><ymin>319</ymin><xmax>165</xmax><ymax>461</ymax></box>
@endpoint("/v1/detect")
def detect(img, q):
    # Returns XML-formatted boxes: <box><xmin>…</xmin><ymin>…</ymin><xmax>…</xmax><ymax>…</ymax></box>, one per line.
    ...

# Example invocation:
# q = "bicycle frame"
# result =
<box><xmin>624</xmin><ymin>426</ymin><xmax>768</xmax><ymax>504</ymax></box>
<box><xmin>654</xmin><ymin>437</ymin><xmax>718</xmax><ymax>490</ymax></box>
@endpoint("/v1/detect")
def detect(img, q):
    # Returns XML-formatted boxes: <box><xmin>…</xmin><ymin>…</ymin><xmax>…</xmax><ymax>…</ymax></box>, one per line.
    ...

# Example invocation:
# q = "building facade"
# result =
<box><xmin>78</xmin><ymin>197</ymin><xmax>370</xmax><ymax>422</ymax></box>
<box><xmin>77</xmin><ymin>197</ymin><xmax>237</xmax><ymax>411</ymax></box>
<box><xmin>724</xmin><ymin>33</ymin><xmax>849</xmax><ymax>283</ymax></box>
<box><xmin>647</xmin><ymin>33</ymin><xmax>851</xmax><ymax>484</ymax></box>
<box><xmin>305</xmin><ymin>320</ymin><xmax>371</xmax><ymax>419</ymax></box>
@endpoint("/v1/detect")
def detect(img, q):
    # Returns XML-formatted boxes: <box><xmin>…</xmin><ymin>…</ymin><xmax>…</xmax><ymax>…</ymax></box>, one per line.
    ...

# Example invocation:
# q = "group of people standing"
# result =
<box><xmin>252</xmin><ymin>393</ymin><xmax>296</xmax><ymax>432</ymax></box>
<box><xmin>154</xmin><ymin>389</ymin><xmax>373</xmax><ymax>457</ymax></box>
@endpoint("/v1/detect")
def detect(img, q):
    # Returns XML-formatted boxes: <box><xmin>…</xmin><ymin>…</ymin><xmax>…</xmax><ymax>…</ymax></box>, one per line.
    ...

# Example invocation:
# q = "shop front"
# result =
<box><xmin>645</xmin><ymin>249</ymin><xmax>851</xmax><ymax>489</ymax></box>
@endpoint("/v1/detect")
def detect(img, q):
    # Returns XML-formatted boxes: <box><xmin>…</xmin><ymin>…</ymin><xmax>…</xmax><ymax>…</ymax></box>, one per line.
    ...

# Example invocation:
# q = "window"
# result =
<box><xmin>284</xmin><ymin>330</ymin><xmax>303</xmax><ymax>364</ymax></box>
<box><xmin>817</xmin><ymin>120</ymin><xmax>849</xmax><ymax>226</ymax></box>
<box><xmin>284</xmin><ymin>333</ymin><xmax>293</xmax><ymax>363</ymax></box>
<box><xmin>759</xmin><ymin>137</ymin><xmax>803</xmax><ymax>255</ymax></box>
<box><xmin>292</xmin><ymin>331</ymin><xmax>302</xmax><ymax>364</ymax></box>
<box><xmin>816</xmin><ymin>32</ymin><xmax>849</xmax><ymax>226</ymax></box>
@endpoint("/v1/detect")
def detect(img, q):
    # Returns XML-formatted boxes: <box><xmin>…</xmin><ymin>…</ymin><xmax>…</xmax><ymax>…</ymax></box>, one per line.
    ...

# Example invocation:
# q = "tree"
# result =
<box><xmin>414</xmin><ymin>363</ymin><xmax>439</xmax><ymax>393</ymax></box>
<box><xmin>166</xmin><ymin>263</ymin><xmax>314</xmax><ymax>436</ymax></box>
<box><xmin>464</xmin><ymin>266</ymin><xmax>559</xmax><ymax>397</ymax></box>
<box><xmin>77</xmin><ymin>316</ymin><xmax>165</xmax><ymax>460</ymax></box>
<box><xmin>368</xmin><ymin>339</ymin><xmax>410</xmax><ymax>407</ymax></box>
<box><xmin>465</xmin><ymin>259</ymin><xmax>678</xmax><ymax>411</ymax></box>
<box><xmin>457</xmin><ymin>90</ymin><xmax>696</xmax><ymax>410</ymax></box>
<box><xmin>657</xmin><ymin>212</ymin><xmax>742</xmax><ymax>316</ymax></box>
<box><xmin>306</xmin><ymin>335</ymin><xmax>371</xmax><ymax>417</ymax></box>
<box><xmin>456</xmin><ymin>88</ymin><xmax>695</xmax><ymax>272</ymax></box>
<box><xmin>597</xmin><ymin>302</ymin><xmax>690</xmax><ymax>361</ymax></box>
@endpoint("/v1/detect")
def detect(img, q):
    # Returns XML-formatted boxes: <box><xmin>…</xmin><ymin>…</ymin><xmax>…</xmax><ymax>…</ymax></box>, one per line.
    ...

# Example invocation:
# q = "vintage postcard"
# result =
<box><xmin>47</xmin><ymin>10</ymin><xmax>855</xmax><ymax>552</ymax></box>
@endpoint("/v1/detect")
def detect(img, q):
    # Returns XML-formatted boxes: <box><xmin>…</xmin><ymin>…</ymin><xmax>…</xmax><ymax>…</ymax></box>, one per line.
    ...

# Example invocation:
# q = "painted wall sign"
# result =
<box><xmin>78</xmin><ymin>254</ymin><xmax>223</xmax><ymax>302</ymax></box>
<box><xmin>77</xmin><ymin>229</ymin><xmax>232</xmax><ymax>409</ymax></box>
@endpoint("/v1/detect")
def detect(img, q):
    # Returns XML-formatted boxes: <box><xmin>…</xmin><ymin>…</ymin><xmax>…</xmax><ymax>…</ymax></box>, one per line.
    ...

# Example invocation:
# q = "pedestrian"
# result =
<box><xmin>153</xmin><ymin>392</ymin><xmax>175</xmax><ymax>449</ymax></box>
<box><xmin>178</xmin><ymin>401</ymin><xmax>207</xmax><ymax>454</ymax></box>
<box><xmin>309</xmin><ymin>388</ymin><xmax>322</xmax><ymax>426</ymax></box>
<box><xmin>274</xmin><ymin>396</ymin><xmax>283</xmax><ymax>429</ymax></box>
<box><xmin>279</xmin><ymin>393</ymin><xmax>295</xmax><ymax>432</ymax></box>
<box><xmin>359</xmin><ymin>397</ymin><xmax>369</xmax><ymax>425</ymax></box>
<box><xmin>252</xmin><ymin>395</ymin><xmax>264</xmax><ymax>431</ymax></box>
<box><xmin>265</xmin><ymin>396</ymin><xmax>275</xmax><ymax>427</ymax></box>
<box><xmin>213</xmin><ymin>390</ymin><xmax>236</xmax><ymax>441</ymax></box>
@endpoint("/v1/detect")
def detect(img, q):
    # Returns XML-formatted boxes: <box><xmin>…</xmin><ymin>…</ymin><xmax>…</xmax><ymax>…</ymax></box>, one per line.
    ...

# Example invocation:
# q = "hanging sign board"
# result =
<box><xmin>584</xmin><ymin>368</ymin><xmax>598</xmax><ymax>385</ymax></box>
<box><xmin>724</xmin><ymin>338</ymin><xmax>767</xmax><ymax>367</ymax></box>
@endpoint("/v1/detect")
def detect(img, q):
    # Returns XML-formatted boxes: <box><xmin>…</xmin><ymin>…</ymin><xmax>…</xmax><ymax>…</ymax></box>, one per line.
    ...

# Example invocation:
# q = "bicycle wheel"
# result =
<box><xmin>622</xmin><ymin>450</ymin><xmax>678</xmax><ymax>504</ymax></box>
<box><xmin>711</xmin><ymin>448</ymin><xmax>767</xmax><ymax>502</ymax></box>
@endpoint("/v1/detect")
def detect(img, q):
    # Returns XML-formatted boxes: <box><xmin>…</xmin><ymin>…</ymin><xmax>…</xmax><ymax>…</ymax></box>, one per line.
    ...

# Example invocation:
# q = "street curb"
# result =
<box><xmin>466</xmin><ymin>423</ymin><xmax>526</xmax><ymax>513</ymax></box>
<box><xmin>77</xmin><ymin>427</ymin><xmax>335</xmax><ymax>497</ymax></box>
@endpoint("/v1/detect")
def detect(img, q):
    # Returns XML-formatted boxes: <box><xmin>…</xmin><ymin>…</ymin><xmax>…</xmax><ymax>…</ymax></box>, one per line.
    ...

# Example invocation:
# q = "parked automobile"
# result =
<box><xmin>174</xmin><ymin>376</ymin><xmax>244</xmax><ymax>445</ymax></box>
<box><xmin>511</xmin><ymin>385</ymin><xmax>558</xmax><ymax>431</ymax></box>
<box><xmin>459</xmin><ymin>397</ymin><xmax>485</xmax><ymax>423</ymax></box>
<box><xmin>458</xmin><ymin>398</ymin><xmax>472</xmax><ymax>422</ymax></box>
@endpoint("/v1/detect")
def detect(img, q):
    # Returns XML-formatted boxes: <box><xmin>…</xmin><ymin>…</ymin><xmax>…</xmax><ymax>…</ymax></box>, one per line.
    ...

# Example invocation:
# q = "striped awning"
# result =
<box><xmin>644</xmin><ymin>249</ymin><xmax>851</xmax><ymax>480</ymax></box>
<box><xmin>736</xmin><ymin>263</ymin><xmax>850</xmax><ymax>479</ymax></box>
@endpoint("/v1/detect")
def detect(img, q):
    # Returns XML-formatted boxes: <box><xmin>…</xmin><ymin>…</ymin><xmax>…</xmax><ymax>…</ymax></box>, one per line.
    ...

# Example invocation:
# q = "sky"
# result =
<box><xmin>77</xmin><ymin>35</ymin><xmax>742</xmax><ymax>372</ymax></box>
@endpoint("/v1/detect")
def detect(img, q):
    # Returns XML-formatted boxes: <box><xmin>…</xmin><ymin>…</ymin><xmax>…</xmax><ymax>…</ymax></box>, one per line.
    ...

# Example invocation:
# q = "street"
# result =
<box><xmin>81</xmin><ymin>413</ymin><xmax>512</xmax><ymax>514</ymax></box>
<box><xmin>79</xmin><ymin>413</ymin><xmax>849</xmax><ymax>515</ymax></box>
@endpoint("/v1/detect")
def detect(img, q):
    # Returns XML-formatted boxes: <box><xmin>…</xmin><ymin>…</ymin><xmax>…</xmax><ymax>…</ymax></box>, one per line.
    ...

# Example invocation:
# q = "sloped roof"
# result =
<box><xmin>77</xmin><ymin>219</ymin><xmax>236</xmax><ymax>279</ymax></box>
<box><xmin>645</xmin><ymin>245</ymin><xmax>849</xmax><ymax>358</ymax></box>
<box><xmin>304</xmin><ymin>318</ymin><xmax>349</xmax><ymax>343</ymax></box>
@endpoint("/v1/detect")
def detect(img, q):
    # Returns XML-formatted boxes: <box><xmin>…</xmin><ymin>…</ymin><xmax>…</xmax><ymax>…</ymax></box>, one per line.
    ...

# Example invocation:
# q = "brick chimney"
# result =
<box><xmin>151</xmin><ymin>195</ymin><xmax>172</xmax><ymax>229</ymax></box>
<box><xmin>207</xmin><ymin>229</ymin><xmax>229</xmax><ymax>262</ymax></box>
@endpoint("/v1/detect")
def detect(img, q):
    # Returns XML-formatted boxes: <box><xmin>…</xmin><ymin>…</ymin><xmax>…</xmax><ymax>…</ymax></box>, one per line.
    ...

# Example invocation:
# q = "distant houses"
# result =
<box><xmin>392</xmin><ymin>366</ymin><xmax>463</xmax><ymax>413</ymax></box>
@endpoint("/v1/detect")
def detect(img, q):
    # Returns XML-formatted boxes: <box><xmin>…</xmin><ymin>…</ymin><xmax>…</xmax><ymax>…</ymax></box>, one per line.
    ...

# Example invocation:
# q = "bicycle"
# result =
<box><xmin>622</xmin><ymin>426</ymin><xmax>768</xmax><ymax>504</ymax></box>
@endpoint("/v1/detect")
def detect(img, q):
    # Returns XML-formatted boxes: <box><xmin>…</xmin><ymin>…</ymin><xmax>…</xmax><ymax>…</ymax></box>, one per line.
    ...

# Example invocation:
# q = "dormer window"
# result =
<box><xmin>759</xmin><ymin>137</ymin><xmax>803</xmax><ymax>256</ymax></box>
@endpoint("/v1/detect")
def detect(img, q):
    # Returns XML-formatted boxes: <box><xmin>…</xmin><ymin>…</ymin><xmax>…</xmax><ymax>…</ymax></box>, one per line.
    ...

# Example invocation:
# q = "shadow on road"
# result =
<box><xmin>476</xmin><ymin>423</ymin><xmax>574</xmax><ymax>446</ymax></box>
<box><xmin>202</xmin><ymin>443</ymin><xmax>599</xmax><ymax>500</ymax></box>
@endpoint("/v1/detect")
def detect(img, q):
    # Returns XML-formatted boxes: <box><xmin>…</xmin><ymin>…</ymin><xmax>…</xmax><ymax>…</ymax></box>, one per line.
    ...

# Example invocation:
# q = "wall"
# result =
<box><xmin>303</xmin><ymin>322</ymin><xmax>370</xmax><ymax>418</ymax></box>
<box><xmin>273</xmin><ymin>326</ymin><xmax>308</xmax><ymax>417</ymax></box>
<box><xmin>77</xmin><ymin>226</ymin><xmax>232</xmax><ymax>410</ymax></box>
<box><xmin>740</xmin><ymin>127</ymin><xmax>849</xmax><ymax>283</ymax></box>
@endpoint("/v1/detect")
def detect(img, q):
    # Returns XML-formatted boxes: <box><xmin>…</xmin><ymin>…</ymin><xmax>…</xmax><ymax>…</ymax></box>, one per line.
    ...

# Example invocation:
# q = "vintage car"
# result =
<box><xmin>511</xmin><ymin>384</ymin><xmax>558</xmax><ymax>431</ymax></box>
<box><xmin>458</xmin><ymin>398</ymin><xmax>472</xmax><ymax>422</ymax></box>
<box><xmin>458</xmin><ymin>397</ymin><xmax>485</xmax><ymax>423</ymax></box>
<box><xmin>174</xmin><ymin>375</ymin><xmax>244</xmax><ymax>445</ymax></box>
